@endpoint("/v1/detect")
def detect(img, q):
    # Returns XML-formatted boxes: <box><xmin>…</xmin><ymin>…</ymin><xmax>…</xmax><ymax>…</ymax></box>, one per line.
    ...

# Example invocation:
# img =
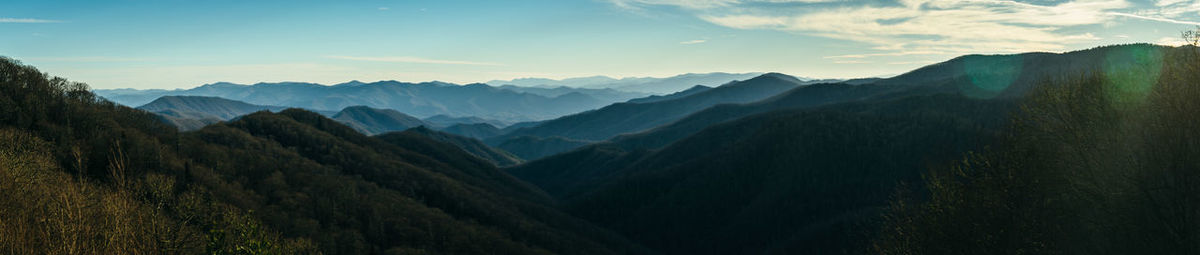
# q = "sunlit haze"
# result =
<box><xmin>3</xmin><ymin>0</ymin><xmax>1198</xmax><ymax>89</ymax></box>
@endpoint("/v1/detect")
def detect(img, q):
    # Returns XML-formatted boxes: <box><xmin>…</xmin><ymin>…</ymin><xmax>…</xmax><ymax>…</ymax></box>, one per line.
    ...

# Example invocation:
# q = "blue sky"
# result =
<box><xmin>2</xmin><ymin>0</ymin><xmax>1198</xmax><ymax>89</ymax></box>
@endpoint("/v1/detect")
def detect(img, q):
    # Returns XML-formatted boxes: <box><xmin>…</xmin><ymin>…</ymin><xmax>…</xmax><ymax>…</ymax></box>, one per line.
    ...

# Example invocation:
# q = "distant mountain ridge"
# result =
<box><xmin>331</xmin><ymin>106</ymin><xmax>429</xmax><ymax>135</ymax></box>
<box><xmin>137</xmin><ymin>95</ymin><xmax>288</xmax><ymax>120</ymax></box>
<box><xmin>487</xmin><ymin>72</ymin><xmax>769</xmax><ymax>94</ymax></box>
<box><xmin>97</xmin><ymin>80</ymin><xmax>645</xmax><ymax>123</ymax></box>
<box><xmin>488</xmin><ymin>72</ymin><xmax>806</xmax><ymax>158</ymax></box>
<box><xmin>440</xmin><ymin>123</ymin><xmax>504</xmax><ymax>140</ymax></box>
<box><xmin>136</xmin><ymin>95</ymin><xmax>291</xmax><ymax>130</ymax></box>
<box><xmin>504</xmin><ymin>43</ymin><xmax>1182</xmax><ymax>254</ymax></box>
<box><xmin>423</xmin><ymin>114</ymin><xmax>509</xmax><ymax>128</ymax></box>
<box><xmin>399</xmin><ymin>126</ymin><xmax>524</xmax><ymax>167</ymax></box>
<box><xmin>625</xmin><ymin>85</ymin><xmax>712</xmax><ymax>104</ymax></box>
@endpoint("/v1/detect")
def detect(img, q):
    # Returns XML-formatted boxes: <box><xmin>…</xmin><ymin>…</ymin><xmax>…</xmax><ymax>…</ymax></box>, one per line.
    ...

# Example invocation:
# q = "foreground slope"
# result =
<box><xmin>513</xmin><ymin>94</ymin><xmax>1015</xmax><ymax>254</ymax></box>
<box><xmin>507</xmin><ymin>44</ymin><xmax>1181</xmax><ymax>254</ymax></box>
<box><xmin>0</xmin><ymin>57</ymin><xmax>645</xmax><ymax>254</ymax></box>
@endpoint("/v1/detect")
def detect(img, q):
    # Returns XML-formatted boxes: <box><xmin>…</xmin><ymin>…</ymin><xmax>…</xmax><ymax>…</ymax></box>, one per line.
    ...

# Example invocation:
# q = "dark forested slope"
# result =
<box><xmin>330</xmin><ymin>105</ymin><xmax>429</xmax><ymax>135</ymax></box>
<box><xmin>396</xmin><ymin>126</ymin><xmax>524</xmax><ymax>167</ymax></box>
<box><xmin>0</xmin><ymin>57</ymin><xmax>645</xmax><ymax>254</ymax></box>
<box><xmin>489</xmin><ymin>73</ymin><xmax>803</xmax><ymax>158</ymax></box>
<box><xmin>512</xmin><ymin>94</ymin><xmax>1016</xmax><ymax>254</ymax></box>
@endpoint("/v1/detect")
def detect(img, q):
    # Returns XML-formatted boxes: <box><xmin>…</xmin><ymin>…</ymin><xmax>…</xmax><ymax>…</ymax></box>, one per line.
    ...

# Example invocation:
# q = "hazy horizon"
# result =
<box><xmin>5</xmin><ymin>0</ymin><xmax>1199</xmax><ymax>89</ymax></box>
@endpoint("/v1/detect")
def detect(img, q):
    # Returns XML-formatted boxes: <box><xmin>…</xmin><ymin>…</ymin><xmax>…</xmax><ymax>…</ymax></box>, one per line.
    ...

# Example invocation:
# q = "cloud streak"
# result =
<box><xmin>698</xmin><ymin>0</ymin><xmax>1127</xmax><ymax>55</ymax></box>
<box><xmin>680</xmin><ymin>39</ymin><xmax>708</xmax><ymax>44</ymax></box>
<box><xmin>1109</xmin><ymin>12</ymin><xmax>1200</xmax><ymax>26</ymax></box>
<box><xmin>614</xmin><ymin>0</ymin><xmax>1200</xmax><ymax>63</ymax></box>
<box><xmin>0</xmin><ymin>17</ymin><xmax>62</xmax><ymax>23</ymax></box>
<box><xmin>326</xmin><ymin>56</ymin><xmax>502</xmax><ymax>66</ymax></box>
<box><xmin>23</xmin><ymin>56</ymin><xmax>152</xmax><ymax>62</ymax></box>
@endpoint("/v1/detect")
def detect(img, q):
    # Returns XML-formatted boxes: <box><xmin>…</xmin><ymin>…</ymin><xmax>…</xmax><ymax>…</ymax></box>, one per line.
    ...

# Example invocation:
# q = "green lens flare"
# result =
<box><xmin>962</xmin><ymin>55</ymin><xmax>1023</xmax><ymax>99</ymax></box>
<box><xmin>1102</xmin><ymin>45</ymin><xmax>1163</xmax><ymax>107</ymax></box>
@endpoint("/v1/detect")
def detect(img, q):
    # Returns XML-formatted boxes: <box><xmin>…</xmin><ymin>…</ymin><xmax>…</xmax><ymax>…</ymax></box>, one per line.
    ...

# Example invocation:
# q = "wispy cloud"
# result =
<box><xmin>824</xmin><ymin>51</ymin><xmax>945</xmax><ymax>59</ymax></box>
<box><xmin>610</xmin><ymin>0</ymin><xmax>841</xmax><ymax>10</ymax></box>
<box><xmin>680</xmin><ymin>39</ymin><xmax>708</xmax><ymax>44</ymax></box>
<box><xmin>23</xmin><ymin>56</ymin><xmax>152</xmax><ymax>62</ymax></box>
<box><xmin>698</xmin><ymin>0</ymin><xmax>1126</xmax><ymax>55</ymax></box>
<box><xmin>833</xmin><ymin>60</ymin><xmax>872</xmax><ymax>64</ymax></box>
<box><xmin>1109</xmin><ymin>12</ymin><xmax>1200</xmax><ymax>26</ymax></box>
<box><xmin>326</xmin><ymin>56</ymin><xmax>502</xmax><ymax>66</ymax></box>
<box><xmin>0</xmin><ymin>17</ymin><xmax>63</xmax><ymax>23</ymax></box>
<box><xmin>1157</xmin><ymin>36</ymin><xmax>1189</xmax><ymax>46</ymax></box>
<box><xmin>613</xmin><ymin>0</ymin><xmax>1200</xmax><ymax>63</ymax></box>
<box><xmin>610</xmin><ymin>0</ymin><xmax>738</xmax><ymax>10</ymax></box>
<box><xmin>378</xmin><ymin>7</ymin><xmax>390</xmax><ymax>11</ymax></box>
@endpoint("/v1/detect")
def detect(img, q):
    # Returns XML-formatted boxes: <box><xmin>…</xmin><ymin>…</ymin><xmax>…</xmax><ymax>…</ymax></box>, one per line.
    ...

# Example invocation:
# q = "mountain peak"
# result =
<box><xmin>726</xmin><ymin>72</ymin><xmax>802</xmax><ymax>87</ymax></box>
<box><xmin>335</xmin><ymin>80</ymin><xmax>366</xmax><ymax>86</ymax></box>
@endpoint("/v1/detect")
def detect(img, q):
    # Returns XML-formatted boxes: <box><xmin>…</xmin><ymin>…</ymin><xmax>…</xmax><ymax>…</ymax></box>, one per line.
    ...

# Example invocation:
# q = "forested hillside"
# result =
<box><xmin>490</xmin><ymin>73</ymin><xmax>804</xmax><ymax>159</ymax></box>
<box><xmin>875</xmin><ymin>42</ymin><xmax>1200</xmax><ymax>254</ymax></box>
<box><xmin>511</xmin><ymin>94</ymin><xmax>1016</xmax><ymax>254</ymax></box>
<box><xmin>396</xmin><ymin>126</ymin><xmax>524</xmax><ymax>167</ymax></box>
<box><xmin>0</xmin><ymin>57</ymin><xmax>645</xmax><ymax>254</ymax></box>
<box><xmin>330</xmin><ymin>105</ymin><xmax>429</xmax><ymax>135</ymax></box>
<box><xmin>506</xmin><ymin>44</ymin><xmax>1200</xmax><ymax>254</ymax></box>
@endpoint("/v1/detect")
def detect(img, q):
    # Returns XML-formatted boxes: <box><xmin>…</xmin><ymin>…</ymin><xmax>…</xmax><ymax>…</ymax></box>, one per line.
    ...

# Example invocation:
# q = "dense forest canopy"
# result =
<box><xmin>874</xmin><ymin>43</ymin><xmax>1200</xmax><ymax>254</ymax></box>
<box><xmin>0</xmin><ymin>57</ymin><xmax>645</xmax><ymax>254</ymax></box>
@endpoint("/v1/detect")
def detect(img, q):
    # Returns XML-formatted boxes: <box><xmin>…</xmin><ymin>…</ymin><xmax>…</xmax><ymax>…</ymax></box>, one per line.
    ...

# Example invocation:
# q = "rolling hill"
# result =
<box><xmin>496</xmin><ymin>135</ymin><xmax>593</xmax><ymax>161</ymax></box>
<box><xmin>488</xmin><ymin>72</ymin><xmax>766</xmax><ymax>94</ymax></box>
<box><xmin>610</xmin><ymin>44</ymin><xmax>1177</xmax><ymax>152</ymax></box>
<box><xmin>330</xmin><ymin>106</ymin><xmax>429</xmax><ymax>135</ymax></box>
<box><xmin>398</xmin><ymin>126</ymin><xmax>524</xmax><ymax>167</ymax></box>
<box><xmin>423</xmin><ymin>114</ymin><xmax>510</xmax><ymax>128</ymax></box>
<box><xmin>0</xmin><ymin>57</ymin><xmax>648</xmax><ymax>254</ymax></box>
<box><xmin>439</xmin><ymin>122</ymin><xmax>504</xmax><ymax>140</ymax></box>
<box><xmin>96</xmin><ymin>80</ymin><xmax>622</xmax><ymax>123</ymax></box>
<box><xmin>491</xmin><ymin>73</ymin><xmax>805</xmax><ymax>155</ymax></box>
<box><xmin>511</xmin><ymin>94</ymin><xmax>1016</xmax><ymax>254</ymax></box>
<box><xmin>137</xmin><ymin>95</ymin><xmax>288</xmax><ymax>120</ymax></box>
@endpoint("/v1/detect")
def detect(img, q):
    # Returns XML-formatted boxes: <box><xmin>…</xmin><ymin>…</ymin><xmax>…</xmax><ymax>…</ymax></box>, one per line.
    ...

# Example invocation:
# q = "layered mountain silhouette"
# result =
<box><xmin>7</xmin><ymin>43</ymin><xmax>1191</xmax><ymax>255</ymax></box>
<box><xmin>510</xmin><ymin>95</ymin><xmax>1016</xmax><ymax>254</ymax></box>
<box><xmin>96</xmin><ymin>80</ymin><xmax>638</xmax><ymax>123</ymax></box>
<box><xmin>331</xmin><ymin>106</ymin><xmax>429</xmax><ymax>135</ymax></box>
<box><xmin>137</xmin><ymin>95</ymin><xmax>289</xmax><ymax>120</ymax></box>
<box><xmin>439</xmin><ymin>123</ymin><xmax>504</xmax><ymax>140</ymax></box>
<box><xmin>423</xmin><ymin>114</ymin><xmax>509</xmax><ymax>128</ymax></box>
<box><xmin>496</xmin><ymin>135</ymin><xmax>593</xmax><ymax>161</ymax></box>
<box><xmin>399</xmin><ymin>126</ymin><xmax>523</xmax><ymax>166</ymax></box>
<box><xmin>488</xmin><ymin>73</ymin><xmax>807</xmax><ymax>159</ymax></box>
<box><xmin>136</xmin><ymin>96</ymin><xmax>290</xmax><ymax>130</ymax></box>
<box><xmin>487</xmin><ymin>72</ymin><xmax>767</xmax><ymax>94</ymax></box>
<box><xmin>496</xmin><ymin>85</ymin><xmax>649</xmax><ymax>103</ymax></box>
<box><xmin>505</xmin><ymin>44</ymin><xmax>1183</xmax><ymax>254</ymax></box>
<box><xmin>625</xmin><ymin>85</ymin><xmax>712</xmax><ymax>104</ymax></box>
<box><xmin>0</xmin><ymin>57</ymin><xmax>651</xmax><ymax>254</ymax></box>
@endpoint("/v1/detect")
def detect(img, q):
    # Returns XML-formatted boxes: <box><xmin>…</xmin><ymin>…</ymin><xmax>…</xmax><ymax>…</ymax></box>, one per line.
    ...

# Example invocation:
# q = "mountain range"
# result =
<box><xmin>97</xmin><ymin>80</ymin><xmax>636</xmax><ymax>123</ymax></box>
<box><xmin>0</xmin><ymin>58</ymin><xmax>650</xmax><ymax>254</ymax></box>
<box><xmin>503</xmin><ymin>43</ymin><xmax>1182</xmax><ymax>254</ymax></box>
<box><xmin>5</xmin><ymin>43</ymin><xmax>1193</xmax><ymax>255</ymax></box>
<box><xmin>486</xmin><ymin>73</ymin><xmax>808</xmax><ymax>158</ymax></box>
<box><xmin>487</xmin><ymin>72</ymin><xmax>768</xmax><ymax>94</ymax></box>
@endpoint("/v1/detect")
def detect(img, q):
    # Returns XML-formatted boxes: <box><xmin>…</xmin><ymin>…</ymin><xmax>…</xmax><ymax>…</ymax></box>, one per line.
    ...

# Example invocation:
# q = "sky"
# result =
<box><xmin>2</xmin><ymin>0</ymin><xmax>1199</xmax><ymax>89</ymax></box>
